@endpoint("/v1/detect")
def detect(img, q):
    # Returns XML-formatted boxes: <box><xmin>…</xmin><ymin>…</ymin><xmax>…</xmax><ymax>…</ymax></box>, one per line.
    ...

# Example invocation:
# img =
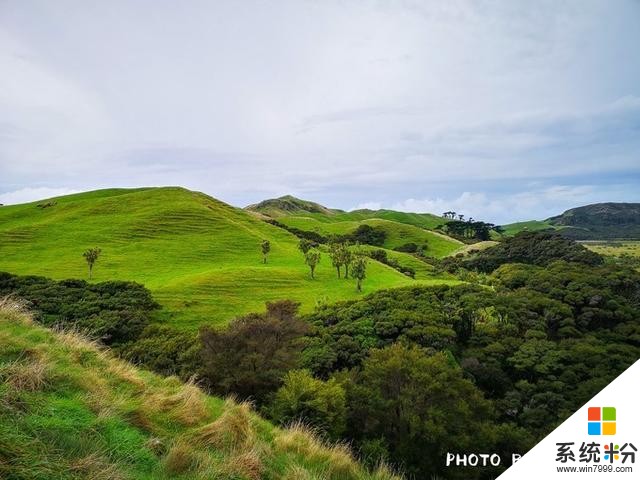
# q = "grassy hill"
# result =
<box><xmin>546</xmin><ymin>202</ymin><xmax>640</xmax><ymax>239</ymax></box>
<box><xmin>0</xmin><ymin>188</ymin><xmax>457</xmax><ymax>329</ymax></box>
<box><xmin>497</xmin><ymin>220</ymin><xmax>556</xmax><ymax>236</ymax></box>
<box><xmin>277</xmin><ymin>216</ymin><xmax>462</xmax><ymax>257</ymax></box>
<box><xmin>500</xmin><ymin>203</ymin><xmax>640</xmax><ymax>239</ymax></box>
<box><xmin>246</xmin><ymin>195</ymin><xmax>343</xmax><ymax>217</ymax></box>
<box><xmin>0</xmin><ymin>299</ymin><xmax>399</xmax><ymax>480</ymax></box>
<box><xmin>246</xmin><ymin>196</ymin><xmax>461</xmax><ymax>258</ymax></box>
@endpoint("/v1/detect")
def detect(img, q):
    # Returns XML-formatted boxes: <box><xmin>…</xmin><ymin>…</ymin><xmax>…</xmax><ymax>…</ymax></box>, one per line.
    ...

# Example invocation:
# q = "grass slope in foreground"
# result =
<box><xmin>0</xmin><ymin>300</ymin><xmax>399</xmax><ymax>480</ymax></box>
<box><xmin>0</xmin><ymin>187</ymin><xmax>454</xmax><ymax>329</ymax></box>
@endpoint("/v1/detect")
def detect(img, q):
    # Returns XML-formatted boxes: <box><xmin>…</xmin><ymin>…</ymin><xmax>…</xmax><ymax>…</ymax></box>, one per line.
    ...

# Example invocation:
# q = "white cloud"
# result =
<box><xmin>382</xmin><ymin>185</ymin><xmax>618</xmax><ymax>224</ymax></box>
<box><xmin>0</xmin><ymin>0</ymin><xmax>638</xmax><ymax>215</ymax></box>
<box><xmin>0</xmin><ymin>187</ymin><xmax>80</xmax><ymax>205</ymax></box>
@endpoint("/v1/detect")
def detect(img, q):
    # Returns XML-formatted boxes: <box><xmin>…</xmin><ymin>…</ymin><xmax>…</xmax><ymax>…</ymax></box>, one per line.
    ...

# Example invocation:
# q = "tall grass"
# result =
<box><xmin>0</xmin><ymin>300</ymin><xmax>404</xmax><ymax>480</ymax></box>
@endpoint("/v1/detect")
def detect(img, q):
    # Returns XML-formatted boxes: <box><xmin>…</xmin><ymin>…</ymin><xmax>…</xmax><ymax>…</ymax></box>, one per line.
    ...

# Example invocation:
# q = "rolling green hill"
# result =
<box><xmin>277</xmin><ymin>216</ymin><xmax>462</xmax><ymax>257</ymax></box>
<box><xmin>500</xmin><ymin>203</ymin><xmax>640</xmax><ymax>239</ymax></box>
<box><xmin>0</xmin><ymin>187</ymin><xmax>456</xmax><ymax>329</ymax></box>
<box><xmin>546</xmin><ymin>202</ymin><xmax>640</xmax><ymax>239</ymax></box>
<box><xmin>0</xmin><ymin>299</ymin><xmax>399</xmax><ymax>480</ymax></box>
<box><xmin>497</xmin><ymin>220</ymin><xmax>556</xmax><ymax>236</ymax></box>
<box><xmin>246</xmin><ymin>196</ymin><xmax>461</xmax><ymax>258</ymax></box>
<box><xmin>246</xmin><ymin>195</ymin><xmax>344</xmax><ymax>217</ymax></box>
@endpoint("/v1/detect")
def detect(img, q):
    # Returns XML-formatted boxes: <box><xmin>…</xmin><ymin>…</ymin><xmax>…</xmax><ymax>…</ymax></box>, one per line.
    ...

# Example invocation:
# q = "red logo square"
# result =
<box><xmin>588</xmin><ymin>407</ymin><xmax>601</xmax><ymax>421</ymax></box>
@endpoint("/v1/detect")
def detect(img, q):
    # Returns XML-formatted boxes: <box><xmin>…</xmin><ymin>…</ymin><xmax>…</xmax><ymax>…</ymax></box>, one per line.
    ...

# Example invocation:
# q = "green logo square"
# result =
<box><xmin>602</xmin><ymin>407</ymin><xmax>616</xmax><ymax>421</ymax></box>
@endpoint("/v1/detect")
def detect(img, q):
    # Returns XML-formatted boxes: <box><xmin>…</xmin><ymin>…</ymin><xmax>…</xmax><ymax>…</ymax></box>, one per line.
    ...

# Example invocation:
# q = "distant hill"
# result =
<box><xmin>0</xmin><ymin>187</ymin><xmax>454</xmax><ymax>329</ymax></box>
<box><xmin>246</xmin><ymin>196</ymin><xmax>461</xmax><ymax>257</ymax></box>
<box><xmin>246</xmin><ymin>195</ymin><xmax>343</xmax><ymax>217</ymax></box>
<box><xmin>546</xmin><ymin>202</ymin><xmax>640</xmax><ymax>239</ymax></box>
<box><xmin>0</xmin><ymin>300</ymin><xmax>398</xmax><ymax>480</ymax></box>
<box><xmin>501</xmin><ymin>202</ymin><xmax>640</xmax><ymax>240</ymax></box>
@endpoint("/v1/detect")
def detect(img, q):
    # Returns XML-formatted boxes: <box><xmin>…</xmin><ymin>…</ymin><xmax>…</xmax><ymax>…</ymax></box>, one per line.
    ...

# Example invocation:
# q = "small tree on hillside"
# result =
<box><xmin>328</xmin><ymin>242</ymin><xmax>343</xmax><ymax>278</ymax></box>
<box><xmin>261</xmin><ymin>239</ymin><xmax>271</xmax><ymax>264</ymax></box>
<box><xmin>298</xmin><ymin>238</ymin><xmax>315</xmax><ymax>255</ymax></box>
<box><xmin>339</xmin><ymin>241</ymin><xmax>353</xmax><ymax>279</ymax></box>
<box><xmin>305</xmin><ymin>249</ymin><xmax>321</xmax><ymax>279</ymax></box>
<box><xmin>351</xmin><ymin>253</ymin><xmax>367</xmax><ymax>292</ymax></box>
<box><xmin>83</xmin><ymin>247</ymin><xmax>102</xmax><ymax>279</ymax></box>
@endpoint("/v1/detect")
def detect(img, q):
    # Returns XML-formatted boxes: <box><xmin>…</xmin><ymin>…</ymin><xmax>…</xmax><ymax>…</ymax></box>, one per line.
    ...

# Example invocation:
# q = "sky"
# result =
<box><xmin>1</xmin><ymin>0</ymin><xmax>639</xmax><ymax>224</ymax></box>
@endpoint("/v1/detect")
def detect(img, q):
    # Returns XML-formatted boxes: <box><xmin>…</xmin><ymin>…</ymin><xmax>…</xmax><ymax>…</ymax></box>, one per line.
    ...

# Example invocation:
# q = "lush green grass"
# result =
<box><xmin>448</xmin><ymin>241</ymin><xmax>499</xmax><ymax>257</ymax></box>
<box><xmin>0</xmin><ymin>300</ymin><xmax>400</xmax><ymax>480</ymax></box>
<box><xmin>276</xmin><ymin>216</ymin><xmax>462</xmax><ymax>258</ymax></box>
<box><xmin>498</xmin><ymin>220</ymin><xmax>556</xmax><ymax>236</ymax></box>
<box><xmin>0</xmin><ymin>187</ymin><xmax>457</xmax><ymax>329</ymax></box>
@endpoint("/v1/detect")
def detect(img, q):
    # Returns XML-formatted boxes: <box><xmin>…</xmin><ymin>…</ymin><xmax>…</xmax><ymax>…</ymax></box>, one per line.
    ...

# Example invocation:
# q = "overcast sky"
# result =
<box><xmin>1</xmin><ymin>0</ymin><xmax>639</xmax><ymax>223</ymax></box>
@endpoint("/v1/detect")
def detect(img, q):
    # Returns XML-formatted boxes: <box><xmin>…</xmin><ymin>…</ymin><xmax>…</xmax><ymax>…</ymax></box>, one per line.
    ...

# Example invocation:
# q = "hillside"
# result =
<box><xmin>501</xmin><ymin>203</ymin><xmax>640</xmax><ymax>239</ymax></box>
<box><xmin>0</xmin><ymin>299</ymin><xmax>399</xmax><ymax>480</ymax></box>
<box><xmin>546</xmin><ymin>202</ymin><xmax>640</xmax><ymax>239</ymax></box>
<box><xmin>246</xmin><ymin>195</ymin><xmax>343</xmax><ymax>217</ymax></box>
<box><xmin>246</xmin><ymin>196</ymin><xmax>461</xmax><ymax>257</ymax></box>
<box><xmin>0</xmin><ymin>188</ymin><xmax>455</xmax><ymax>329</ymax></box>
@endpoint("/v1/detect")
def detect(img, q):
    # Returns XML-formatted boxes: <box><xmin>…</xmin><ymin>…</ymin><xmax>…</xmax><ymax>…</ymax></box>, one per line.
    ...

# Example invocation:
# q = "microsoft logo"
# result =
<box><xmin>588</xmin><ymin>407</ymin><xmax>616</xmax><ymax>436</ymax></box>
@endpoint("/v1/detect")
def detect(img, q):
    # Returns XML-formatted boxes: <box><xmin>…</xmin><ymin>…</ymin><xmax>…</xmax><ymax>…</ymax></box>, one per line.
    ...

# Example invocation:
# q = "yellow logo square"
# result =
<box><xmin>602</xmin><ymin>422</ymin><xmax>616</xmax><ymax>435</ymax></box>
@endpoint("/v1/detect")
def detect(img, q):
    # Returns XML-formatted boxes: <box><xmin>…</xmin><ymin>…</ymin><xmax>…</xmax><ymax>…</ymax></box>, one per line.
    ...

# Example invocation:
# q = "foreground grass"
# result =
<box><xmin>0</xmin><ymin>299</ymin><xmax>400</xmax><ymax>480</ymax></box>
<box><xmin>0</xmin><ymin>187</ymin><xmax>458</xmax><ymax>329</ymax></box>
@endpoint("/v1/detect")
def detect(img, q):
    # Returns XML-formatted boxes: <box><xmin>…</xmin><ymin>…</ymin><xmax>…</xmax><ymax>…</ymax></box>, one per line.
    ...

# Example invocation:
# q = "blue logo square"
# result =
<box><xmin>588</xmin><ymin>422</ymin><xmax>601</xmax><ymax>435</ymax></box>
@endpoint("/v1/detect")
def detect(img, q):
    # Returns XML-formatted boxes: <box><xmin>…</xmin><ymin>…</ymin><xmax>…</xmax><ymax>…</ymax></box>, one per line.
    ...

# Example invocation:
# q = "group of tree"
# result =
<box><xmin>437</xmin><ymin>219</ymin><xmax>497</xmax><ymax>241</ymax></box>
<box><xmin>346</xmin><ymin>224</ymin><xmax>386</xmax><ymax>246</ymax></box>
<box><xmin>444</xmin><ymin>231</ymin><xmax>604</xmax><ymax>273</ymax></box>
<box><xmin>298</xmin><ymin>238</ymin><xmax>368</xmax><ymax>291</ymax></box>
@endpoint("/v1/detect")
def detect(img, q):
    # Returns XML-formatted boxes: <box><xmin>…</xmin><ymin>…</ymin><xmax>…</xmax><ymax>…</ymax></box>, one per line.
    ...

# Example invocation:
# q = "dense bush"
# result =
<box><xmin>0</xmin><ymin>272</ymin><xmax>158</xmax><ymax>345</ymax></box>
<box><xmin>463</xmin><ymin>231</ymin><xmax>603</xmax><ymax>272</ymax></box>
<box><xmin>200</xmin><ymin>300</ymin><xmax>309</xmax><ymax>403</ymax></box>
<box><xmin>269</xmin><ymin>369</ymin><xmax>347</xmax><ymax>440</ymax></box>
<box><xmin>299</xmin><ymin>260</ymin><xmax>640</xmax><ymax>478</ymax></box>
<box><xmin>121</xmin><ymin>324</ymin><xmax>199</xmax><ymax>377</ymax></box>
<box><xmin>393</xmin><ymin>242</ymin><xmax>425</xmax><ymax>254</ymax></box>
<box><xmin>265</xmin><ymin>218</ymin><xmax>328</xmax><ymax>244</ymax></box>
<box><xmin>348</xmin><ymin>224</ymin><xmax>386</xmax><ymax>246</ymax></box>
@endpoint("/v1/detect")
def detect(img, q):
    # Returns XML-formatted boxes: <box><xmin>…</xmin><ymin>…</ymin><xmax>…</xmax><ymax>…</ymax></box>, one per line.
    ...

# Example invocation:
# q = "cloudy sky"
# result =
<box><xmin>1</xmin><ymin>0</ymin><xmax>639</xmax><ymax>223</ymax></box>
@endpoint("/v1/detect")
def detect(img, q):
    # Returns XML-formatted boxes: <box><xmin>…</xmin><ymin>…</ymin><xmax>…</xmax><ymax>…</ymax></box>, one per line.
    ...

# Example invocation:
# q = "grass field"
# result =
<box><xmin>449</xmin><ymin>241</ymin><xmax>499</xmax><ymax>257</ymax></box>
<box><xmin>582</xmin><ymin>240</ymin><xmax>640</xmax><ymax>258</ymax></box>
<box><xmin>0</xmin><ymin>300</ymin><xmax>399</xmax><ymax>480</ymax></box>
<box><xmin>0</xmin><ymin>187</ymin><xmax>458</xmax><ymax>329</ymax></box>
<box><xmin>498</xmin><ymin>220</ymin><xmax>556</xmax><ymax>236</ymax></box>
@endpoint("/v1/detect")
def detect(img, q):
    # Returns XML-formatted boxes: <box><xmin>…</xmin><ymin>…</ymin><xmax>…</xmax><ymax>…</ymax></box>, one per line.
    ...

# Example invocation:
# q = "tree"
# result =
<box><xmin>269</xmin><ymin>370</ymin><xmax>347</xmax><ymax>439</ymax></box>
<box><xmin>298</xmin><ymin>238</ymin><xmax>315</xmax><ymax>254</ymax></box>
<box><xmin>350</xmin><ymin>224</ymin><xmax>386</xmax><ymax>246</ymax></box>
<box><xmin>328</xmin><ymin>242</ymin><xmax>343</xmax><ymax>278</ymax></box>
<box><xmin>200</xmin><ymin>300</ymin><xmax>308</xmax><ymax>403</ymax></box>
<box><xmin>305</xmin><ymin>249</ymin><xmax>321</xmax><ymax>279</ymax></box>
<box><xmin>339</xmin><ymin>241</ymin><xmax>353</xmax><ymax>279</ymax></box>
<box><xmin>348</xmin><ymin>345</ymin><xmax>493</xmax><ymax>478</ymax></box>
<box><xmin>82</xmin><ymin>247</ymin><xmax>101</xmax><ymax>279</ymax></box>
<box><xmin>351</xmin><ymin>254</ymin><xmax>367</xmax><ymax>291</ymax></box>
<box><xmin>261</xmin><ymin>239</ymin><xmax>271</xmax><ymax>264</ymax></box>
